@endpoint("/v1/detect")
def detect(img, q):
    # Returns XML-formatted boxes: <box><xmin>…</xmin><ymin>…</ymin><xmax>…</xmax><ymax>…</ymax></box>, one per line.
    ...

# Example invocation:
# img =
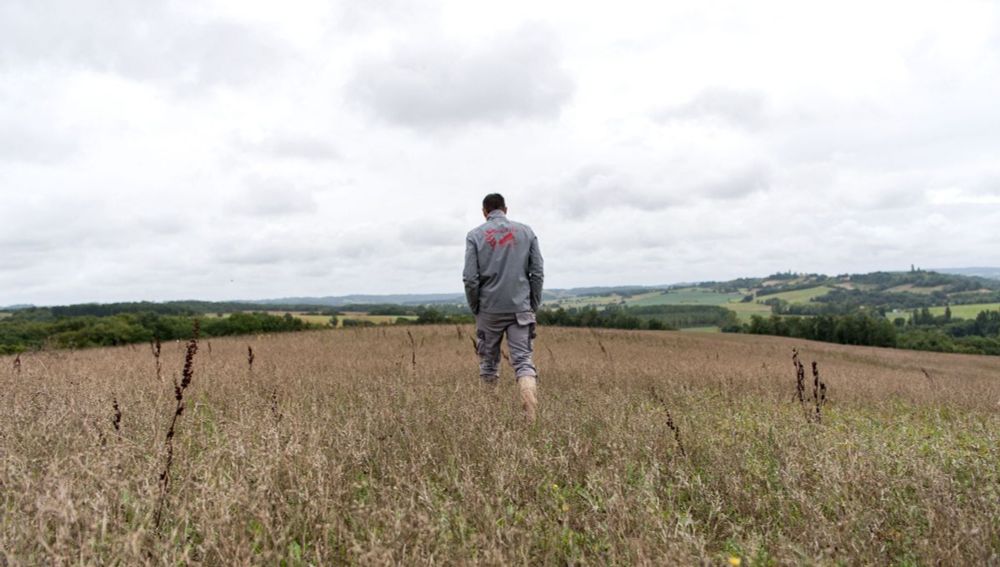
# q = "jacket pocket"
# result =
<box><xmin>515</xmin><ymin>311</ymin><xmax>536</xmax><ymax>326</ymax></box>
<box><xmin>516</xmin><ymin>311</ymin><xmax>537</xmax><ymax>342</ymax></box>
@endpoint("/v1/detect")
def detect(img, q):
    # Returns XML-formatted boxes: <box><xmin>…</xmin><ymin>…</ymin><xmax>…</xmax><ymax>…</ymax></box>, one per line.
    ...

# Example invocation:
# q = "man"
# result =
<box><xmin>463</xmin><ymin>193</ymin><xmax>544</xmax><ymax>422</ymax></box>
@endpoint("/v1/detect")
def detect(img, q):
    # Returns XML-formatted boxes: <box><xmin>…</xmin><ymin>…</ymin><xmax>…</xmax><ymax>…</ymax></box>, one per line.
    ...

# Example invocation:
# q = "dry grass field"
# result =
<box><xmin>1</xmin><ymin>326</ymin><xmax>998</xmax><ymax>565</ymax></box>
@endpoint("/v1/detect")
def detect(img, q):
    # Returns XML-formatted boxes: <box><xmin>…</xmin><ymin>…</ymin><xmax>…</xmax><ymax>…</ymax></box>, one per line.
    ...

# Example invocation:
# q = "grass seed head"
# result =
<box><xmin>111</xmin><ymin>396</ymin><xmax>121</xmax><ymax>434</ymax></box>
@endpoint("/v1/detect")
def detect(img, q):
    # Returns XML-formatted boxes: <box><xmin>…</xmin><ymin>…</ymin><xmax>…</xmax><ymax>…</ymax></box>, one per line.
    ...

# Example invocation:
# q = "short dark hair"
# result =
<box><xmin>483</xmin><ymin>193</ymin><xmax>506</xmax><ymax>212</ymax></box>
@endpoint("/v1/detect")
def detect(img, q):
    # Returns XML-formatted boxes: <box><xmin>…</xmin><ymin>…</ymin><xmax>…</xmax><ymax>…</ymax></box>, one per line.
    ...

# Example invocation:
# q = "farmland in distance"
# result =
<box><xmin>929</xmin><ymin>303</ymin><xmax>1000</xmax><ymax>319</ymax></box>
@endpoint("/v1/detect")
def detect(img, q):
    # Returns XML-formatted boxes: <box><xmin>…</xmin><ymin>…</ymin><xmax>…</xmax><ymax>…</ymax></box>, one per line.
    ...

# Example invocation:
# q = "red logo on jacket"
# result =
<box><xmin>485</xmin><ymin>227</ymin><xmax>516</xmax><ymax>249</ymax></box>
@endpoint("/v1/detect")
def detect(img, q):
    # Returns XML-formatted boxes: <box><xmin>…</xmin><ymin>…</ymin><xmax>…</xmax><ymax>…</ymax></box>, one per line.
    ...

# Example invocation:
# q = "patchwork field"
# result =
<box><xmin>677</xmin><ymin>325</ymin><xmax>721</xmax><ymax>333</ymax></box>
<box><xmin>627</xmin><ymin>288</ymin><xmax>746</xmax><ymax>307</ymax></box>
<box><xmin>724</xmin><ymin>300</ymin><xmax>774</xmax><ymax>321</ymax></box>
<box><xmin>885</xmin><ymin>303</ymin><xmax>1000</xmax><ymax>322</ymax></box>
<box><xmin>929</xmin><ymin>303</ymin><xmax>1000</xmax><ymax>319</ymax></box>
<box><xmin>263</xmin><ymin>312</ymin><xmax>334</xmax><ymax>326</ymax></box>
<box><xmin>540</xmin><ymin>284</ymin><xmax>859</xmax><ymax>331</ymax></box>
<box><xmin>259</xmin><ymin>311</ymin><xmax>418</xmax><ymax>327</ymax></box>
<box><xmin>1</xmin><ymin>326</ymin><xmax>997</xmax><ymax>564</ymax></box>
<box><xmin>333</xmin><ymin>312</ymin><xmax>418</xmax><ymax>327</ymax></box>
<box><xmin>542</xmin><ymin>286</ymin><xmax>832</xmax><ymax>326</ymax></box>
<box><xmin>887</xmin><ymin>284</ymin><xmax>949</xmax><ymax>295</ymax></box>
<box><xmin>545</xmin><ymin>293</ymin><xmax>631</xmax><ymax>309</ymax></box>
<box><xmin>755</xmin><ymin>285</ymin><xmax>833</xmax><ymax>304</ymax></box>
<box><xmin>545</xmin><ymin>288</ymin><xmax>747</xmax><ymax>309</ymax></box>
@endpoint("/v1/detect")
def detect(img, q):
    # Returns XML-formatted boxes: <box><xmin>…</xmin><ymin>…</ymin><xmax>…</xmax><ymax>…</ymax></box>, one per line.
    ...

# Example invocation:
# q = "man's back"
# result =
<box><xmin>463</xmin><ymin>194</ymin><xmax>543</xmax><ymax>422</ymax></box>
<box><xmin>463</xmin><ymin>209</ymin><xmax>544</xmax><ymax>314</ymax></box>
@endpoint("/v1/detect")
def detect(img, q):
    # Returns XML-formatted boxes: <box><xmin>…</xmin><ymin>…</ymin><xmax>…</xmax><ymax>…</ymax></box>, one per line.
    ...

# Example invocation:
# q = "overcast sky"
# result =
<box><xmin>2</xmin><ymin>0</ymin><xmax>1000</xmax><ymax>305</ymax></box>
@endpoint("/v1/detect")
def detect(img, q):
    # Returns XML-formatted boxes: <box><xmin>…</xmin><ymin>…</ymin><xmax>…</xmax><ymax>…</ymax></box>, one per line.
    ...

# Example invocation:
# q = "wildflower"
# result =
<box><xmin>728</xmin><ymin>557</ymin><xmax>741</xmax><ymax>566</ymax></box>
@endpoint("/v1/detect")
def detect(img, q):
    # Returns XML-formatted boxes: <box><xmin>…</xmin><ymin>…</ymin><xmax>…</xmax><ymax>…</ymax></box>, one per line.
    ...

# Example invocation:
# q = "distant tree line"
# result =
<box><xmin>13</xmin><ymin>301</ymin><xmax>341</xmax><ymax>320</ymax></box>
<box><xmin>948</xmin><ymin>290</ymin><xmax>1000</xmax><ymax>305</ymax></box>
<box><xmin>537</xmin><ymin>306</ymin><xmax>668</xmax><ymax>330</ymax></box>
<box><xmin>846</xmin><ymin>270</ymin><xmax>961</xmax><ymax>289</ymax></box>
<box><xmin>0</xmin><ymin>311</ymin><xmax>316</xmax><ymax>354</ymax></box>
<box><xmin>738</xmin><ymin>313</ymin><xmax>897</xmax><ymax>347</ymax></box>
<box><xmin>893</xmin><ymin>308</ymin><xmax>1000</xmax><ymax>355</ymax></box>
<box><xmin>809</xmin><ymin>289</ymin><xmax>941</xmax><ymax>312</ymax></box>
<box><xmin>732</xmin><ymin>309</ymin><xmax>1000</xmax><ymax>356</ymax></box>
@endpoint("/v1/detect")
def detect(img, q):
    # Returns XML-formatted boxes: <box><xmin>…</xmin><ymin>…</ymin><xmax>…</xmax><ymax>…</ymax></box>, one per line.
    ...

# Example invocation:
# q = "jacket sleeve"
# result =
<box><xmin>462</xmin><ymin>235</ymin><xmax>480</xmax><ymax>314</ymax></box>
<box><xmin>527</xmin><ymin>232</ymin><xmax>544</xmax><ymax>312</ymax></box>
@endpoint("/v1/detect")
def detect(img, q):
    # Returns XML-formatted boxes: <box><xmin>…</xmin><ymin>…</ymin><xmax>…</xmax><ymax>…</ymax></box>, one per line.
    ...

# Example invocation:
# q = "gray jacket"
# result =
<box><xmin>463</xmin><ymin>210</ymin><xmax>544</xmax><ymax>314</ymax></box>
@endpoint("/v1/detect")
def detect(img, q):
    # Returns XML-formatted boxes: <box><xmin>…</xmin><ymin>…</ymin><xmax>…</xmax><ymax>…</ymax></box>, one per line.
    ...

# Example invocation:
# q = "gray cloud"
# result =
<box><xmin>398</xmin><ymin>219</ymin><xmax>466</xmax><ymax>247</ymax></box>
<box><xmin>335</xmin><ymin>0</ymin><xmax>429</xmax><ymax>33</ymax></box>
<box><xmin>655</xmin><ymin>87</ymin><xmax>766</xmax><ymax>130</ymax></box>
<box><xmin>348</xmin><ymin>25</ymin><xmax>574</xmax><ymax>129</ymax></box>
<box><xmin>213</xmin><ymin>227</ymin><xmax>335</xmax><ymax>267</ymax></box>
<box><xmin>0</xmin><ymin>0</ymin><xmax>287</xmax><ymax>89</ymax></box>
<box><xmin>0</xmin><ymin>120</ymin><xmax>77</xmax><ymax>163</ymax></box>
<box><xmin>698</xmin><ymin>164</ymin><xmax>770</xmax><ymax>199</ymax></box>
<box><xmin>216</xmin><ymin>244</ymin><xmax>321</xmax><ymax>267</ymax></box>
<box><xmin>552</xmin><ymin>162</ymin><xmax>769</xmax><ymax>220</ymax></box>
<box><xmin>972</xmin><ymin>171</ymin><xmax>1000</xmax><ymax>197</ymax></box>
<box><xmin>232</xmin><ymin>177</ymin><xmax>319</xmax><ymax>217</ymax></box>
<box><xmin>554</xmin><ymin>166</ymin><xmax>641</xmax><ymax>220</ymax></box>
<box><xmin>239</xmin><ymin>133</ymin><xmax>341</xmax><ymax>162</ymax></box>
<box><xmin>0</xmin><ymin>237</ymin><xmax>52</xmax><ymax>271</ymax></box>
<box><xmin>213</xmin><ymin>225</ymin><xmax>393</xmax><ymax>268</ymax></box>
<box><xmin>0</xmin><ymin>82</ymin><xmax>79</xmax><ymax>163</ymax></box>
<box><xmin>260</xmin><ymin>137</ymin><xmax>340</xmax><ymax>162</ymax></box>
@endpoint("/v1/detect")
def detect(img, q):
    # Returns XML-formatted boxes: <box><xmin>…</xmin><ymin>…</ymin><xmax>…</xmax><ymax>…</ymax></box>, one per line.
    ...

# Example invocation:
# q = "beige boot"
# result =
<box><xmin>481</xmin><ymin>375</ymin><xmax>499</xmax><ymax>397</ymax></box>
<box><xmin>518</xmin><ymin>376</ymin><xmax>538</xmax><ymax>423</ymax></box>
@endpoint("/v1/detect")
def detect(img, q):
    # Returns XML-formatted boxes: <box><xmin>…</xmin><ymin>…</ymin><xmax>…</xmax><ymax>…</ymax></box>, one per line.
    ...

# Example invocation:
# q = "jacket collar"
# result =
<box><xmin>487</xmin><ymin>209</ymin><xmax>506</xmax><ymax>221</ymax></box>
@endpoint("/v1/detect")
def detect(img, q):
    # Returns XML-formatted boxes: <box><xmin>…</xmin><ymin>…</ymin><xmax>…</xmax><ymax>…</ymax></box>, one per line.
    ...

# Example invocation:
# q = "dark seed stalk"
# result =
<box><xmin>650</xmin><ymin>386</ymin><xmax>686</xmax><ymax>457</ymax></box>
<box><xmin>812</xmin><ymin>361</ymin><xmax>827</xmax><ymax>423</ymax></box>
<box><xmin>153</xmin><ymin>320</ymin><xmax>199</xmax><ymax>530</ymax></box>
<box><xmin>111</xmin><ymin>396</ymin><xmax>122</xmax><ymax>436</ymax></box>
<box><xmin>151</xmin><ymin>338</ymin><xmax>162</xmax><ymax>381</ymax></box>
<box><xmin>407</xmin><ymin>330</ymin><xmax>417</xmax><ymax>369</ymax></box>
<box><xmin>792</xmin><ymin>349</ymin><xmax>805</xmax><ymax>404</ymax></box>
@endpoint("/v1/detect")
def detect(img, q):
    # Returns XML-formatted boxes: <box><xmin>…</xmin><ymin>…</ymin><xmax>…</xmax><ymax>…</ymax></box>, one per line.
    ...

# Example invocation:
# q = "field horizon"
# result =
<box><xmin>1</xmin><ymin>326</ymin><xmax>998</xmax><ymax>564</ymax></box>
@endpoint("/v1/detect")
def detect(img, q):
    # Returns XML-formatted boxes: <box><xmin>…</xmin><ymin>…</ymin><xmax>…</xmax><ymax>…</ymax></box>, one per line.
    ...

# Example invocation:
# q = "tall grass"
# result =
<box><xmin>0</xmin><ymin>326</ymin><xmax>997</xmax><ymax>564</ymax></box>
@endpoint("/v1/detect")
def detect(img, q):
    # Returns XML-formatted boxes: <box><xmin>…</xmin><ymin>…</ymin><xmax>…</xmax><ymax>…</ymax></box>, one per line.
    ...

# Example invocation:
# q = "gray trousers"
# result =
<box><xmin>476</xmin><ymin>311</ymin><xmax>537</xmax><ymax>381</ymax></box>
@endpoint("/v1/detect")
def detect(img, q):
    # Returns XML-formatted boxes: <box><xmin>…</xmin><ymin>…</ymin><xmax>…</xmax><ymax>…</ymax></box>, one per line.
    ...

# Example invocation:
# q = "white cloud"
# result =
<box><xmin>549</xmin><ymin>160</ymin><xmax>769</xmax><ymax>220</ymax></box>
<box><xmin>348</xmin><ymin>24</ymin><xmax>574</xmax><ymax>129</ymax></box>
<box><xmin>0</xmin><ymin>0</ymin><xmax>289</xmax><ymax>90</ymax></box>
<box><xmin>231</xmin><ymin>177</ymin><xmax>319</xmax><ymax>217</ymax></box>
<box><xmin>654</xmin><ymin>88</ymin><xmax>767</xmax><ymax>130</ymax></box>
<box><xmin>1</xmin><ymin>0</ymin><xmax>999</xmax><ymax>305</ymax></box>
<box><xmin>245</xmin><ymin>134</ymin><xmax>341</xmax><ymax>162</ymax></box>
